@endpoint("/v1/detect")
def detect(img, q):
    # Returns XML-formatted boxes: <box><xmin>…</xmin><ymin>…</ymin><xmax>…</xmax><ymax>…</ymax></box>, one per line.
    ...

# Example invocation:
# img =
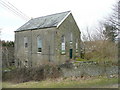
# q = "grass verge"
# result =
<box><xmin>2</xmin><ymin>76</ymin><xmax>118</xmax><ymax>88</ymax></box>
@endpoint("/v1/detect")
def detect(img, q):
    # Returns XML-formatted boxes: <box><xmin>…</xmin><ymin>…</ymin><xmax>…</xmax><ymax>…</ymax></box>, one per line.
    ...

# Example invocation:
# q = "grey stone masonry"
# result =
<box><xmin>15</xmin><ymin>11</ymin><xmax>81</xmax><ymax>67</ymax></box>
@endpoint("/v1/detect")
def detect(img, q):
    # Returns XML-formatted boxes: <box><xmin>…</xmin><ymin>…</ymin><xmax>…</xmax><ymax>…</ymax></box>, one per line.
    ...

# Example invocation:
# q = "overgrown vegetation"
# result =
<box><xmin>81</xmin><ymin>40</ymin><xmax>118</xmax><ymax>64</ymax></box>
<box><xmin>2</xmin><ymin>40</ymin><xmax>14</xmax><ymax>47</ymax></box>
<box><xmin>2</xmin><ymin>65</ymin><xmax>62</xmax><ymax>83</ymax></box>
<box><xmin>81</xmin><ymin>1</ymin><xmax>119</xmax><ymax>64</ymax></box>
<box><xmin>2</xmin><ymin>40</ymin><xmax>14</xmax><ymax>68</ymax></box>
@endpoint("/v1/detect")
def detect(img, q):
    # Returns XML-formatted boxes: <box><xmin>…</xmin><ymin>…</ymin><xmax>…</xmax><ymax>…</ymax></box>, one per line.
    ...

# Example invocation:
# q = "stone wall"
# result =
<box><xmin>56</xmin><ymin>13</ymin><xmax>81</xmax><ymax>63</ymax></box>
<box><xmin>60</xmin><ymin>62</ymin><xmax>118</xmax><ymax>77</ymax></box>
<box><xmin>15</xmin><ymin>28</ymin><xmax>56</xmax><ymax>67</ymax></box>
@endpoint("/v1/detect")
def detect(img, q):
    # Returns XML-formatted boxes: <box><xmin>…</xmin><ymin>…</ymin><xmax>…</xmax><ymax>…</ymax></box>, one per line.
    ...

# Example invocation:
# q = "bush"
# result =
<box><xmin>83</xmin><ymin>40</ymin><xmax>118</xmax><ymax>64</ymax></box>
<box><xmin>2</xmin><ymin>65</ymin><xmax>62</xmax><ymax>83</ymax></box>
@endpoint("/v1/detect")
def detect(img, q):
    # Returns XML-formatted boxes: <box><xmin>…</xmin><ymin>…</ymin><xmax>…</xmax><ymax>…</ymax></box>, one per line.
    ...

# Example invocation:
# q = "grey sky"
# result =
<box><xmin>0</xmin><ymin>0</ymin><xmax>117</xmax><ymax>41</ymax></box>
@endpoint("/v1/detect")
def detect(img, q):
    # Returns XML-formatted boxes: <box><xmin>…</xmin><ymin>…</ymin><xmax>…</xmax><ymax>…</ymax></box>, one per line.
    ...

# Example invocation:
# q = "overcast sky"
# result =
<box><xmin>0</xmin><ymin>0</ymin><xmax>117</xmax><ymax>41</ymax></box>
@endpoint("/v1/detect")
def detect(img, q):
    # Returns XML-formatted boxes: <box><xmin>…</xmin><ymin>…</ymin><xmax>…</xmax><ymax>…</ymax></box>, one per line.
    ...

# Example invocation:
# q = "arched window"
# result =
<box><xmin>61</xmin><ymin>35</ymin><xmax>65</xmax><ymax>54</ymax></box>
<box><xmin>37</xmin><ymin>36</ymin><xmax>42</xmax><ymax>53</ymax></box>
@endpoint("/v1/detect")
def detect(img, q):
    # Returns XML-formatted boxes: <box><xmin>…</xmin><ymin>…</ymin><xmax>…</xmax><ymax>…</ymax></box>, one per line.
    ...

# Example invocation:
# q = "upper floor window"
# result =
<box><xmin>61</xmin><ymin>35</ymin><xmax>65</xmax><ymax>43</ymax></box>
<box><xmin>37</xmin><ymin>36</ymin><xmax>42</xmax><ymax>53</ymax></box>
<box><xmin>70</xmin><ymin>33</ymin><xmax>73</xmax><ymax>41</ymax></box>
<box><xmin>24</xmin><ymin>37</ymin><xmax>28</xmax><ymax>48</ymax></box>
<box><xmin>76</xmin><ymin>39</ymin><xmax>78</xmax><ymax>52</ymax></box>
<box><xmin>70</xmin><ymin>32</ymin><xmax>73</xmax><ymax>44</ymax></box>
<box><xmin>61</xmin><ymin>35</ymin><xmax>65</xmax><ymax>54</ymax></box>
<box><xmin>76</xmin><ymin>42</ymin><xmax>78</xmax><ymax>49</ymax></box>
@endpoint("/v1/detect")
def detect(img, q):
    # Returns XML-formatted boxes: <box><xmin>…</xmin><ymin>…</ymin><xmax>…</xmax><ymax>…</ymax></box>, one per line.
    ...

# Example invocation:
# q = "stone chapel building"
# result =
<box><xmin>14</xmin><ymin>11</ymin><xmax>81</xmax><ymax>67</ymax></box>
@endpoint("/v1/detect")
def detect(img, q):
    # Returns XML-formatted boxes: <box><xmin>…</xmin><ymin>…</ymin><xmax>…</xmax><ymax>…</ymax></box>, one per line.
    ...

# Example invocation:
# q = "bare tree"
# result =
<box><xmin>104</xmin><ymin>1</ymin><xmax>120</xmax><ymax>42</ymax></box>
<box><xmin>94</xmin><ymin>0</ymin><xmax>119</xmax><ymax>42</ymax></box>
<box><xmin>81</xmin><ymin>1</ymin><xmax>119</xmax><ymax>61</ymax></box>
<box><xmin>104</xmin><ymin>0</ymin><xmax>119</xmax><ymax>29</ymax></box>
<box><xmin>81</xmin><ymin>26</ymin><xmax>94</xmax><ymax>41</ymax></box>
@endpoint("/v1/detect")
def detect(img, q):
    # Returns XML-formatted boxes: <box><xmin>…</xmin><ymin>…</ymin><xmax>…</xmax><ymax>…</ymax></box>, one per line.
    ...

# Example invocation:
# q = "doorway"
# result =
<box><xmin>69</xmin><ymin>49</ymin><xmax>73</xmax><ymax>59</ymax></box>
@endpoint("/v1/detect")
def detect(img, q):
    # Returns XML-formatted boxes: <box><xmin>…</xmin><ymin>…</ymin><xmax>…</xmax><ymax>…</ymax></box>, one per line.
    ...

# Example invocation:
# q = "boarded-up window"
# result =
<box><xmin>61</xmin><ymin>35</ymin><xmax>65</xmax><ymax>54</ymax></box>
<box><xmin>37</xmin><ymin>36</ymin><xmax>42</xmax><ymax>53</ymax></box>
<box><xmin>24</xmin><ymin>37</ymin><xmax>28</xmax><ymax>48</ymax></box>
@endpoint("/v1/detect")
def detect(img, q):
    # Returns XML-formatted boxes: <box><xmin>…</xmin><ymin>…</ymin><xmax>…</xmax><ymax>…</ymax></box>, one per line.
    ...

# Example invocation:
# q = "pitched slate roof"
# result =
<box><xmin>16</xmin><ymin>11</ymin><xmax>71</xmax><ymax>31</ymax></box>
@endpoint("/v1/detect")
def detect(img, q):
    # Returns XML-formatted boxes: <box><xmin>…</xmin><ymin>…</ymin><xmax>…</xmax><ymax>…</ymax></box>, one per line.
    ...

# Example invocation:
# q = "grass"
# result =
<box><xmin>2</xmin><ymin>66</ymin><xmax>16</xmax><ymax>72</ymax></box>
<box><xmin>75</xmin><ymin>58</ymin><xmax>99</xmax><ymax>63</ymax></box>
<box><xmin>2</xmin><ymin>76</ymin><xmax>118</xmax><ymax>88</ymax></box>
<box><xmin>76</xmin><ymin>58</ymin><xmax>88</xmax><ymax>61</ymax></box>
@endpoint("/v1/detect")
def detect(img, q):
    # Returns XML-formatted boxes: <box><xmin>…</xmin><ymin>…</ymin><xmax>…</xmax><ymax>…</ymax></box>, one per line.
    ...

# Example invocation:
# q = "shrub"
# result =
<box><xmin>2</xmin><ymin>65</ymin><xmax>62</xmax><ymax>83</ymax></box>
<box><xmin>83</xmin><ymin>40</ymin><xmax>118</xmax><ymax>64</ymax></box>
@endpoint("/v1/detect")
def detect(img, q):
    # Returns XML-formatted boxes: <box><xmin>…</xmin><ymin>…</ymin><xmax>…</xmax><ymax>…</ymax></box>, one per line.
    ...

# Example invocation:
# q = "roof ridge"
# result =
<box><xmin>57</xmin><ymin>11</ymin><xmax>71</xmax><ymax>28</ymax></box>
<box><xmin>33</xmin><ymin>10</ymin><xmax>71</xmax><ymax>20</ymax></box>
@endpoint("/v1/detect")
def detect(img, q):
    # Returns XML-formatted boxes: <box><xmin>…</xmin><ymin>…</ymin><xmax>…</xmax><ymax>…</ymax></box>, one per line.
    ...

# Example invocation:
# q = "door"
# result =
<box><xmin>69</xmin><ymin>49</ymin><xmax>73</xmax><ymax>59</ymax></box>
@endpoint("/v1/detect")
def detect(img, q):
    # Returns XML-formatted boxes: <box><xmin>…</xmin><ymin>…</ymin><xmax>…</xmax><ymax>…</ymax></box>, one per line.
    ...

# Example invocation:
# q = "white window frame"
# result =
<box><xmin>24</xmin><ymin>37</ymin><xmax>28</xmax><ymax>48</ymax></box>
<box><xmin>37</xmin><ymin>36</ymin><xmax>42</xmax><ymax>53</ymax></box>
<box><xmin>61</xmin><ymin>35</ymin><xmax>65</xmax><ymax>54</ymax></box>
<box><xmin>76</xmin><ymin>39</ymin><xmax>78</xmax><ymax>52</ymax></box>
<box><xmin>70</xmin><ymin>32</ymin><xmax>73</xmax><ymax>44</ymax></box>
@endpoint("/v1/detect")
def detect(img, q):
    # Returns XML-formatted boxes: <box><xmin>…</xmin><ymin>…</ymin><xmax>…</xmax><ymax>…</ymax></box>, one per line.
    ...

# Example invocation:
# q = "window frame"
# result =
<box><xmin>24</xmin><ymin>37</ymin><xmax>28</xmax><ymax>48</ymax></box>
<box><xmin>70</xmin><ymin>32</ymin><xmax>73</xmax><ymax>42</ymax></box>
<box><xmin>37</xmin><ymin>36</ymin><xmax>42</xmax><ymax>53</ymax></box>
<box><xmin>61</xmin><ymin>35</ymin><xmax>66</xmax><ymax>54</ymax></box>
<box><xmin>70</xmin><ymin>32</ymin><xmax>73</xmax><ymax>44</ymax></box>
<box><xmin>76</xmin><ymin>39</ymin><xmax>78</xmax><ymax>53</ymax></box>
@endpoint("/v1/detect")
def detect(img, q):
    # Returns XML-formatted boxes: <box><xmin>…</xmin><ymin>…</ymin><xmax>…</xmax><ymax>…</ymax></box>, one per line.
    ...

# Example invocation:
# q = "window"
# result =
<box><xmin>76</xmin><ymin>39</ymin><xmax>78</xmax><ymax>52</ymax></box>
<box><xmin>25</xmin><ymin>60</ymin><xmax>28</xmax><ymax>68</ymax></box>
<box><xmin>37</xmin><ymin>36</ymin><xmax>42</xmax><ymax>53</ymax></box>
<box><xmin>61</xmin><ymin>35</ymin><xmax>65</xmax><ymax>43</ymax></box>
<box><xmin>70</xmin><ymin>32</ymin><xmax>73</xmax><ymax>44</ymax></box>
<box><xmin>24</xmin><ymin>37</ymin><xmax>28</xmax><ymax>48</ymax></box>
<box><xmin>61</xmin><ymin>35</ymin><xmax>65</xmax><ymax>54</ymax></box>
<box><xmin>76</xmin><ymin>43</ymin><xmax>78</xmax><ymax>49</ymax></box>
<box><xmin>70</xmin><ymin>33</ymin><xmax>72</xmax><ymax>41</ymax></box>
